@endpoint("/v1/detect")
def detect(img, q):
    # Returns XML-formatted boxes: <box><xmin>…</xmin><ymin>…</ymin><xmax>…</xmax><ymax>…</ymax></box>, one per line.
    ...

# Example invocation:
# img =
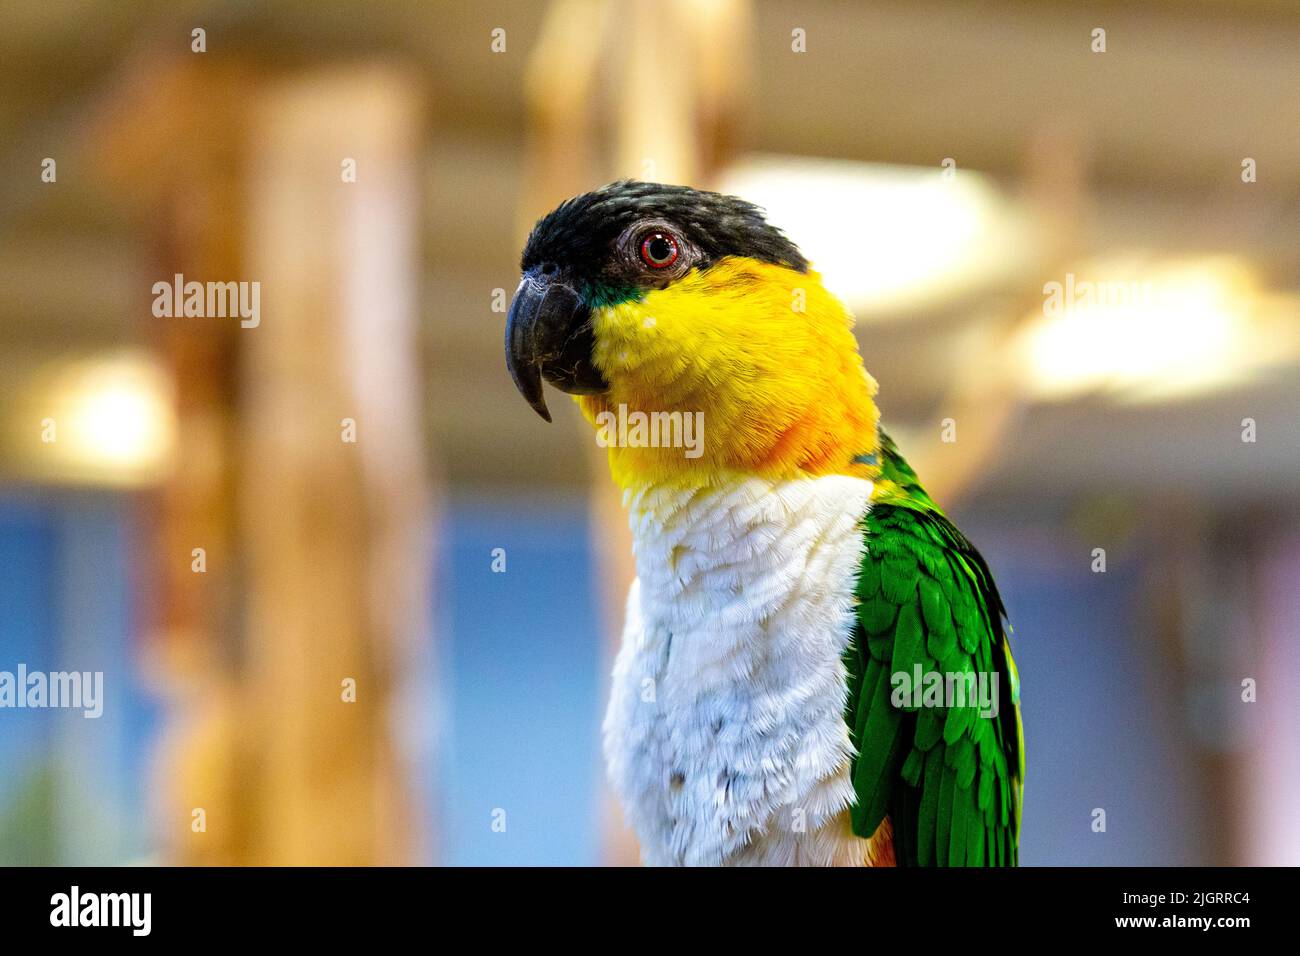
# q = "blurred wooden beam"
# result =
<box><xmin>520</xmin><ymin>0</ymin><xmax>611</xmax><ymax>222</ymax></box>
<box><xmin>86</xmin><ymin>53</ymin><xmax>252</xmax><ymax>865</ymax></box>
<box><xmin>906</xmin><ymin>121</ymin><xmax>1087</xmax><ymax>507</ymax></box>
<box><xmin>87</xmin><ymin>55</ymin><xmax>435</xmax><ymax>865</ymax></box>
<box><xmin>240</xmin><ymin>66</ymin><xmax>432</xmax><ymax>866</ymax></box>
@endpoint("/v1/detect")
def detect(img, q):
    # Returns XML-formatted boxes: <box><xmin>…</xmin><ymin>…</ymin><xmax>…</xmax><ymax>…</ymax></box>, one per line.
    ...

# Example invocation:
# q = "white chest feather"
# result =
<box><xmin>602</xmin><ymin>473</ymin><xmax>878</xmax><ymax>866</ymax></box>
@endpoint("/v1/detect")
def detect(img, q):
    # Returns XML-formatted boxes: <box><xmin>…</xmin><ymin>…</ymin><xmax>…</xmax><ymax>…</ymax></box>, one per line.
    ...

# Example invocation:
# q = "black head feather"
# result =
<box><xmin>506</xmin><ymin>182</ymin><xmax>809</xmax><ymax>420</ymax></box>
<box><xmin>521</xmin><ymin>181</ymin><xmax>807</xmax><ymax>300</ymax></box>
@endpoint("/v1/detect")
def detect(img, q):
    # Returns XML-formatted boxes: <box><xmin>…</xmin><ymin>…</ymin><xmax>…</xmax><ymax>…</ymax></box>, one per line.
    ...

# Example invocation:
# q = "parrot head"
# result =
<box><xmin>506</xmin><ymin>180</ymin><xmax>880</xmax><ymax>488</ymax></box>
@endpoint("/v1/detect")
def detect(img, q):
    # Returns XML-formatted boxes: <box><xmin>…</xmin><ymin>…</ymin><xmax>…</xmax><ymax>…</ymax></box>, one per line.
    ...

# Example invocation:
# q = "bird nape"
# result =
<box><xmin>506</xmin><ymin>179</ymin><xmax>1023</xmax><ymax>867</ymax></box>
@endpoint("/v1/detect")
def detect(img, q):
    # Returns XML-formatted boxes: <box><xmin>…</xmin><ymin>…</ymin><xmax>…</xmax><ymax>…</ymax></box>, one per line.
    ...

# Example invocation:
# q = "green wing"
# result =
<box><xmin>845</xmin><ymin>432</ymin><xmax>1024</xmax><ymax>866</ymax></box>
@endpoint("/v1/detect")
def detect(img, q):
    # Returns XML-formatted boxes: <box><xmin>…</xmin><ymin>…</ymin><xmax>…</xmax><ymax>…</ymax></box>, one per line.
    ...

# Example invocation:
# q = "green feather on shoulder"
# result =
<box><xmin>846</xmin><ymin>429</ymin><xmax>1025</xmax><ymax>866</ymax></box>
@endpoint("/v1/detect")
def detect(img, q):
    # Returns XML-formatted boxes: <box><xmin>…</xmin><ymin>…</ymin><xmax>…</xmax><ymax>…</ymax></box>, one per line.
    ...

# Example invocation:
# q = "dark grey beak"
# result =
<box><xmin>505</xmin><ymin>268</ymin><xmax>608</xmax><ymax>422</ymax></box>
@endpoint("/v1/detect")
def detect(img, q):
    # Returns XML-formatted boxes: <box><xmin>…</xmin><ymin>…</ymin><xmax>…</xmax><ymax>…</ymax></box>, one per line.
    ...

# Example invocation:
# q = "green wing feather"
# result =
<box><xmin>845</xmin><ymin>431</ymin><xmax>1024</xmax><ymax>866</ymax></box>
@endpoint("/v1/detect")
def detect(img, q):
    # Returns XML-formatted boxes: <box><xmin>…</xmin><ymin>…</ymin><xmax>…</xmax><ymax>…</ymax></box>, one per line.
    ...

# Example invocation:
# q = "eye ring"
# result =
<box><xmin>639</xmin><ymin>231</ymin><xmax>680</xmax><ymax>269</ymax></box>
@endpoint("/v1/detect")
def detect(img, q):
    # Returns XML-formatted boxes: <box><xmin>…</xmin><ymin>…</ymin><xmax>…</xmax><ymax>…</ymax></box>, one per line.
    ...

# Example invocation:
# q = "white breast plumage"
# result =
<box><xmin>602</xmin><ymin>473</ymin><xmax>878</xmax><ymax>865</ymax></box>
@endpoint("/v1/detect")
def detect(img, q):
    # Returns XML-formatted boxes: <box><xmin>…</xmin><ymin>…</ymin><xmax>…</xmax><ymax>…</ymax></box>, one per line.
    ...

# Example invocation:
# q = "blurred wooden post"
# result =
<box><xmin>90</xmin><ymin>58</ymin><xmax>262</xmax><ymax>865</ymax></box>
<box><xmin>240</xmin><ymin>67</ymin><xmax>432</xmax><ymax>865</ymax></box>
<box><xmin>524</xmin><ymin>0</ymin><xmax>752</xmax><ymax>866</ymax></box>
<box><xmin>900</xmin><ymin>124</ymin><xmax>1087</xmax><ymax>507</ymax></box>
<box><xmin>90</xmin><ymin>58</ymin><xmax>434</xmax><ymax>865</ymax></box>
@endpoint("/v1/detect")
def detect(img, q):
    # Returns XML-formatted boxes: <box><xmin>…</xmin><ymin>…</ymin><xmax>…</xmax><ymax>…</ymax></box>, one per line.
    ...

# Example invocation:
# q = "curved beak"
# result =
<box><xmin>505</xmin><ymin>268</ymin><xmax>608</xmax><ymax>422</ymax></box>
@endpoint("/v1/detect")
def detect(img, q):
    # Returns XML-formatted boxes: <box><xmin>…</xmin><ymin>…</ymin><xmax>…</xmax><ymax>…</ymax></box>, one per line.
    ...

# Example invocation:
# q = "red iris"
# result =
<box><xmin>639</xmin><ymin>231</ymin><xmax>679</xmax><ymax>269</ymax></box>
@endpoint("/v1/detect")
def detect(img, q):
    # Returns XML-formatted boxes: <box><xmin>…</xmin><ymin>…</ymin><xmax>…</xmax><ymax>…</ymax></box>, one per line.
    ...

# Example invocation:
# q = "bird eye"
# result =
<box><xmin>639</xmin><ymin>231</ymin><xmax>679</xmax><ymax>269</ymax></box>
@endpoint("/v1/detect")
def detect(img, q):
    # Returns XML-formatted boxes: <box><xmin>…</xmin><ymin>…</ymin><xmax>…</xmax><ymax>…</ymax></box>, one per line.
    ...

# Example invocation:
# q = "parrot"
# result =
<box><xmin>505</xmin><ymin>180</ymin><xmax>1023</xmax><ymax>866</ymax></box>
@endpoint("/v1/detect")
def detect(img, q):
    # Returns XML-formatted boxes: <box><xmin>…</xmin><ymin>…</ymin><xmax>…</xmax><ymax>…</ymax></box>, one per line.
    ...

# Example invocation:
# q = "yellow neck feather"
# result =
<box><xmin>577</xmin><ymin>257</ymin><xmax>881</xmax><ymax>491</ymax></box>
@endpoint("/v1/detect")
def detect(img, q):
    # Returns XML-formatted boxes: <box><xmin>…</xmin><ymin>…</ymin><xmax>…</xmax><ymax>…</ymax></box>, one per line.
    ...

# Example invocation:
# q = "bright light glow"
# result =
<box><xmin>1017</xmin><ymin>258</ymin><xmax>1296</xmax><ymax>402</ymax></box>
<box><xmin>36</xmin><ymin>351</ymin><xmax>176</xmax><ymax>486</ymax></box>
<box><xmin>714</xmin><ymin>155</ymin><xmax>1033</xmax><ymax>317</ymax></box>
